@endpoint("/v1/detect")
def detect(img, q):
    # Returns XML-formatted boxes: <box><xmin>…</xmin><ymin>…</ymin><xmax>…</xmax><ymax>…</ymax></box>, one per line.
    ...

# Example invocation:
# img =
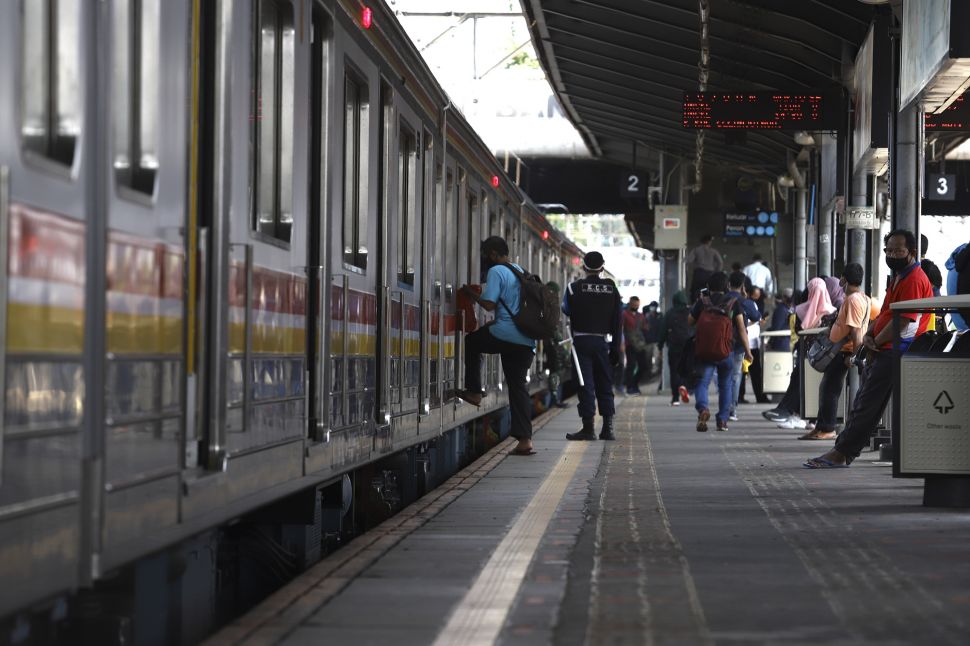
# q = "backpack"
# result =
<box><xmin>693</xmin><ymin>295</ymin><xmax>737</xmax><ymax>362</ymax></box>
<box><xmin>498</xmin><ymin>263</ymin><xmax>561</xmax><ymax>340</ymax></box>
<box><xmin>664</xmin><ymin>308</ymin><xmax>691</xmax><ymax>351</ymax></box>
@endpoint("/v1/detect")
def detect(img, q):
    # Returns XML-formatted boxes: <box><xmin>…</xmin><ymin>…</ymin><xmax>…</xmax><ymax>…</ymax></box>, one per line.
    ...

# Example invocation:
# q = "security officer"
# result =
<box><xmin>562</xmin><ymin>251</ymin><xmax>623</xmax><ymax>440</ymax></box>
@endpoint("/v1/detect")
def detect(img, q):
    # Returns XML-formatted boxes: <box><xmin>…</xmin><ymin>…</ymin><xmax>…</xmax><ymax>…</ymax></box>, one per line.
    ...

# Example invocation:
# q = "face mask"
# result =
<box><xmin>885</xmin><ymin>256</ymin><xmax>910</xmax><ymax>273</ymax></box>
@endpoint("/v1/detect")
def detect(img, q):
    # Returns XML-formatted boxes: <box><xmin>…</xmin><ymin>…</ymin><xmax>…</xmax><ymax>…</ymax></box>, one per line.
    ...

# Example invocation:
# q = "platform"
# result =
<box><xmin>208</xmin><ymin>393</ymin><xmax>970</xmax><ymax>646</ymax></box>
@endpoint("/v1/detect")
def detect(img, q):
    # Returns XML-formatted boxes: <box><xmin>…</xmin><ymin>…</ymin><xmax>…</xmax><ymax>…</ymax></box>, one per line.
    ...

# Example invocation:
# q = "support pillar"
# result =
<box><xmin>847</xmin><ymin>171</ymin><xmax>868</xmax><ymax>409</ymax></box>
<box><xmin>892</xmin><ymin>103</ymin><xmax>922</xmax><ymax>237</ymax></box>
<box><xmin>817</xmin><ymin>134</ymin><xmax>838</xmax><ymax>277</ymax></box>
<box><xmin>794</xmin><ymin>187</ymin><xmax>808</xmax><ymax>291</ymax></box>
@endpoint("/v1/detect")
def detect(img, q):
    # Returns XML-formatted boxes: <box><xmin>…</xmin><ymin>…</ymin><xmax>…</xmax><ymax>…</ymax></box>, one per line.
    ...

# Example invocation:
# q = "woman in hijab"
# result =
<box><xmin>763</xmin><ymin>277</ymin><xmax>836</xmax><ymax>428</ymax></box>
<box><xmin>823</xmin><ymin>276</ymin><xmax>846</xmax><ymax>309</ymax></box>
<box><xmin>796</xmin><ymin>277</ymin><xmax>837</xmax><ymax>329</ymax></box>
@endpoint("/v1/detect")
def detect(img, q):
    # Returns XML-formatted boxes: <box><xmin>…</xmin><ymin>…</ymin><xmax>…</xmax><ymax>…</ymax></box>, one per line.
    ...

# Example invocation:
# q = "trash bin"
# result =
<box><xmin>891</xmin><ymin>295</ymin><xmax>970</xmax><ymax>507</ymax></box>
<box><xmin>760</xmin><ymin>330</ymin><xmax>793</xmax><ymax>397</ymax></box>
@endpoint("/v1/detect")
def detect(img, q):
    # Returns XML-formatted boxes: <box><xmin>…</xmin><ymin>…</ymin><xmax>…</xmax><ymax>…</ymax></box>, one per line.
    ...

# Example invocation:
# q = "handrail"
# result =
<box><xmin>0</xmin><ymin>166</ymin><xmax>9</xmax><ymax>483</ymax></box>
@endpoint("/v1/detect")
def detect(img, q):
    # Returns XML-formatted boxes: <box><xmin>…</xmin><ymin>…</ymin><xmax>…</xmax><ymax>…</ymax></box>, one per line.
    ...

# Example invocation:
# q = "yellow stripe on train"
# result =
<box><xmin>6</xmin><ymin>303</ymin><xmax>84</xmax><ymax>354</ymax></box>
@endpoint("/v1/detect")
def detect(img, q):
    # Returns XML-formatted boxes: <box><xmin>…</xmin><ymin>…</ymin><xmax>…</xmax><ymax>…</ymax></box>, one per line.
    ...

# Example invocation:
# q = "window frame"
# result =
<box><xmin>21</xmin><ymin>0</ymin><xmax>81</xmax><ymax>175</ymax></box>
<box><xmin>250</xmin><ymin>0</ymin><xmax>295</xmax><ymax>246</ymax></box>
<box><xmin>342</xmin><ymin>65</ymin><xmax>370</xmax><ymax>271</ymax></box>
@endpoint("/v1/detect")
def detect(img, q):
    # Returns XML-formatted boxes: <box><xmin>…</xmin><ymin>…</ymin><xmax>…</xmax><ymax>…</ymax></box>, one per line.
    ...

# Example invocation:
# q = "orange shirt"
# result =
<box><xmin>829</xmin><ymin>291</ymin><xmax>879</xmax><ymax>353</ymax></box>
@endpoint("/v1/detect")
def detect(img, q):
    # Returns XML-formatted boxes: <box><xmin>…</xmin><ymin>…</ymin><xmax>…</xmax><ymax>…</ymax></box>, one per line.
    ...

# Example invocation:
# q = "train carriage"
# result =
<box><xmin>0</xmin><ymin>0</ymin><xmax>592</xmax><ymax>630</ymax></box>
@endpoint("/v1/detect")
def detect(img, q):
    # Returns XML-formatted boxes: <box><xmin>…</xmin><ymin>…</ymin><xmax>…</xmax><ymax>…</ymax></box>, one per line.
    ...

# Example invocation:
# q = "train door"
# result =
<box><xmin>453</xmin><ymin>172</ymin><xmax>479</xmax><ymax>424</ymax></box>
<box><xmin>0</xmin><ymin>0</ymin><xmax>92</xmax><ymax>613</ymax></box>
<box><xmin>99</xmin><ymin>0</ymin><xmax>190</xmax><ymax>566</ymax></box>
<box><xmin>189</xmin><ymin>0</ymin><xmax>309</xmax><ymax>511</ymax></box>
<box><xmin>441</xmin><ymin>164</ymin><xmax>459</xmax><ymax>423</ymax></box>
<box><xmin>323</xmin><ymin>34</ymin><xmax>380</xmax><ymax>471</ymax></box>
<box><xmin>380</xmin><ymin>89</ymin><xmax>423</xmax><ymax>447</ymax></box>
<box><xmin>417</xmin><ymin>129</ymin><xmax>435</xmax><ymax>429</ymax></box>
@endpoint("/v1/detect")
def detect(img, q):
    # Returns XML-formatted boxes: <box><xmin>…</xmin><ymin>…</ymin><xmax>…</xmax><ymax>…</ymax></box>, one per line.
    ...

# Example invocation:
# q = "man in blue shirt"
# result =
<box><xmin>562</xmin><ymin>251</ymin><xmax>624</xmax><ymax>441</ymax></box>
<box><xmin>457</xmin><ymin>236</ymin><xmax>537</xmax><ymax>456</ymax></box>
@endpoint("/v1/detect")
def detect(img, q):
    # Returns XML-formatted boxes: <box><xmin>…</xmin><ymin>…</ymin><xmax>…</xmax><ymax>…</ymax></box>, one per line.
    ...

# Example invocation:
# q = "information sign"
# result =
<box><xmin>845</xmin><ymin>206</ymin><xmax>877</xmax><ymax>229</ymax></box>
<box><xmin>621</xmin><ymin>171</ymin><xmax>645</xmax><ymax>198</ymax></box>
<box><xmin>926</xmin><ymin>173</ymin><xmax>956</xmax><ymax>201</ymax></box>
<box><xmin>682</xmin><ymin>92</ymin><xmax>842</xmax><ymax>130</ymax></box>
<box><xmin>723</xmin><ymin>211</ymin><xmax>778</xmax><ymax>238</ymax></box>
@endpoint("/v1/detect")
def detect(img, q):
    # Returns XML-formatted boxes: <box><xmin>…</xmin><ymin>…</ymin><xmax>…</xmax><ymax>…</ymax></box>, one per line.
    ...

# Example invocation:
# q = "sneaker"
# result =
<box><xmin>678</xmin><ymin>385</ymin><xmax>690</xmax><ymax>404</ymax></box>
<box><xmin>716</xmin><ymin>419</ymin><xmax>729</xmax><ymax>432</ymax></box>
<box><xmin>776</xmin><ymin>415</ymin><xmax>808</xmax><ymax>429</ymax></box>
<box><xmin>762</xmin><ymin>409</ymin><xmax>790</xmax><ymax>422</ymax></box>
<box><xmin>729</xmin><ymin>413</ymin><xmax>739</xmax><ymax>422</ymax></box>
<box><xmin>670</xmin><ymin>401</ymin><xmax>682</xmax><ymax>406</ymax></box>
<box><xmin>696</xmin><ymin>409</ymin><xmax>710</xmax><ymax>432</ymax></box>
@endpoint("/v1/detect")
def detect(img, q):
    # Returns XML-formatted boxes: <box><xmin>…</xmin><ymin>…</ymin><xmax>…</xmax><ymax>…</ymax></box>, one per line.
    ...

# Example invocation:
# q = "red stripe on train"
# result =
<box><xmin>7</xmin><ymin>204</ymin><xmax>85</xmax><ymax>285</ymax></box>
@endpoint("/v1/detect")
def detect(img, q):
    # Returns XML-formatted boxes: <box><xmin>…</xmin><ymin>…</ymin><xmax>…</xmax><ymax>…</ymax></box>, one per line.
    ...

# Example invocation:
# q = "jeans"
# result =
<box><xmin>729</xmin><ymin>350</ymin><xmax>744</xmax><ymax>413</ymax></box>
<box><xmin>815</xmin><ymin>355</ymin><xmax>850</xmax><ymax>432</ymax></box>
<box><xmin>834</xmin><ymin>351</ymin><xmax>894</xmax><ymax>461</ymax></box>
<box><xmin>695</xmin><ymin>354</ymin><xmax>735</xmax><ymax>423</ymax></box>
<box><xmin>464</xmin><ymin>326</ymin><xmax>535</xmax><ymax>440</ymax></box>
<box><xmin>575</xmin><ymin>336</ymin><xmax>616</xmax><ymax>419</ymax></box>
<box><xmin>624</xmin><ymin>346</ymin><xmax>647</xmax><ymax>392</ymax></box>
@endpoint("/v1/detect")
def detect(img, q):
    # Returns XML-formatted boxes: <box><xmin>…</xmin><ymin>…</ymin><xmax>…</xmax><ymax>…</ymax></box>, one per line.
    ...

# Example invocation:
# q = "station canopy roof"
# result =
<box><xmin>521</xmin><ymin>0</ymin><xmax>880</xmax><ymax>175</ymax></box>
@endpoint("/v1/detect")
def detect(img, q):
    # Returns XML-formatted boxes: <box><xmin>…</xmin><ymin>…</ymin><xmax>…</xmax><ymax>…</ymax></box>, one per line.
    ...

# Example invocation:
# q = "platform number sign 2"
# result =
<box><xmin>927</xmin><ymin>173</ymin><xmax>956</xmax><ymax>201</ymax></box>
<box><xmin>622</xmin><ymin>171</ymin><xmax>646</xmax><ymax>199</ymax></box>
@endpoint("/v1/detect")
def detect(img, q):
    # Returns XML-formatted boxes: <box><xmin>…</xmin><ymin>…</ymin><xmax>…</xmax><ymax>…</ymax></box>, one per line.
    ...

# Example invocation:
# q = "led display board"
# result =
<box><xmin>925</xmin><ymin>94</ymin><xmax>970</xmax><ymax>131</ymax></box>
<box><xmin>683</xmin><ymin>92</ymin><xmax>842</xmax><ymax>130</ymax></box>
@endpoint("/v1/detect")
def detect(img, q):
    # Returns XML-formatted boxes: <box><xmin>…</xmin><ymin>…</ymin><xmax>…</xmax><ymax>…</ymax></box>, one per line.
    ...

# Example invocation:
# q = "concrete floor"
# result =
<box><xmin>225</xmin><ymin>390</ymin><xmax>970</xmax><ymax>646</ymax></box>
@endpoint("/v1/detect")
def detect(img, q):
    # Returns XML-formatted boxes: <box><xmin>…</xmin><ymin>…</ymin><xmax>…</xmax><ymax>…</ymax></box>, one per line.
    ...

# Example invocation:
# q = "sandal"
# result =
<box><xmin>509</xmin><ymin>447</ymin><xmax>537</xmax><ymax>456</ymax></box>
<box><xmin>450</xmin><ymin>389</ymin><xmax>482</xmax><ymax>408</ymax></box>
<box><xmin>803</xmin><ymin>456</ymin><xmax>849</xmax><ymax>469</ymax></box>
<box><xmin>798</xmin><ymin>430</ymin><xmax>837</xmax><ymax>441</ymax></box>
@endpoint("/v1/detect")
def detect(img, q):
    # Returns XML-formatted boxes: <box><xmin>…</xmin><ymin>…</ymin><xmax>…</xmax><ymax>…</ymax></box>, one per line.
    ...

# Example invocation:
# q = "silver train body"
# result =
<box><xmin>0</xmin><ymin>0</ymin><xmax>591</xmax><ymax>618</ymax></box>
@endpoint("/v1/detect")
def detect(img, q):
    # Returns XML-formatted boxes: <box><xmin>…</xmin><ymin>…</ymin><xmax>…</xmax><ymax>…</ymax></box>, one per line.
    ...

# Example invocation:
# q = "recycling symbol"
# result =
<box><xmin>933</xmin><ymin>390</ymin><xmax>954</xmax><ymax>415</ymax></box>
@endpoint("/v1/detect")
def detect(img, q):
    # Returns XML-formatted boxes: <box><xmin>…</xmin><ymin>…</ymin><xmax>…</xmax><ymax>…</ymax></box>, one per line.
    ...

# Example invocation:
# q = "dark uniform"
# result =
<box><xmin>562</xmin><ymin>251</ymin><xmax>623</xmax><ymax>440</ymax></box>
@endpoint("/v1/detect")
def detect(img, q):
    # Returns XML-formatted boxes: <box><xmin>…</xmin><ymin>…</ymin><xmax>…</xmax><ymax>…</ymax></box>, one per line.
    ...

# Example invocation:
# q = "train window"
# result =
<box><xmin>253</xmin><ymin>0</ymin><xmax>295</xmax><ymax>242</ymax></box>
<box><xmin>398</xmin><ymin>124</ymin><xmax>418</xmax><ymax>286</ymax></box>
<box><xmin>343</xmin><ymin>70</ymin><xmax>370</xmax><ymax>269</ymax></box>
<box><xmin>21</xmin><ymin>0</ymin><xmax>81</xmax><ymax>168</ymax></box>
<box><xmin>112</xmin><ymin>0</ymin><xmax>160</xmax><ymax>196</ymax></box>
<box><xmin>444</xmin><ymin>171</ymin><xmax>455</xmax><ymax>289</ymax></box>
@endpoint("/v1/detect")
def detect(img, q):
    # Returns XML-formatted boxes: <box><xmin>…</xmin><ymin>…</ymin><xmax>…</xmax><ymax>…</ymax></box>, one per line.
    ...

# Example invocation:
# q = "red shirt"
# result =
<box><xmin>871</xmin><ymin>261</ymin><xmax>934</xmax><ymax>350</ymax></box>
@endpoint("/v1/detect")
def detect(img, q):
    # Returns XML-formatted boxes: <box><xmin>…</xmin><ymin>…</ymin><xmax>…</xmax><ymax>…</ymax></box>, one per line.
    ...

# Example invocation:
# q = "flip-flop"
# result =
<box><xmin>803</xmin><ymin>456</ymin><xmax>849</xmax><ymax>469</ymax></box>
<box><xmin>798</xmin><ymin>431</ymin><xmax>837</xmax><ymax>441</ymax></box>
<box><xmin>449</xmin><ymin>389</ymin><xmax>482</xmax><ymax>408</ymax></box>
<box><xmin>509</xmin><ymin>447</ymin><xmax>537</xmax><ymax>456</ymax></box>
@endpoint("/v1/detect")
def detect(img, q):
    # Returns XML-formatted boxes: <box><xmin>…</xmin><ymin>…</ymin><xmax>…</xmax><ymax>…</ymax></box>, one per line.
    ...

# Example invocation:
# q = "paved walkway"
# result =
<box><xmin>209</xmin><ymin>392</ymin><xmax>970</xmax><ymax>646</ymax></box>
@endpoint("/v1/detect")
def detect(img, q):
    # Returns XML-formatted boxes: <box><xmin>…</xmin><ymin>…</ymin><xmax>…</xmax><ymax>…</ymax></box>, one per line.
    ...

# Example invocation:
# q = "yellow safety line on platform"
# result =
<box><xmin>433</xmin><ymin>441</ymin><xmax>588</xmax><ymax>646</ymax></box>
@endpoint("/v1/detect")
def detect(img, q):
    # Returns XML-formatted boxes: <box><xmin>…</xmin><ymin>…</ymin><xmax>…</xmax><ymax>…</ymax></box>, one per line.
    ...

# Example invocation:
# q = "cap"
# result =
<box><xmin>582</xmin><ymin>251</ymin><xmax>605</xmax><ymax>272</ymax></box>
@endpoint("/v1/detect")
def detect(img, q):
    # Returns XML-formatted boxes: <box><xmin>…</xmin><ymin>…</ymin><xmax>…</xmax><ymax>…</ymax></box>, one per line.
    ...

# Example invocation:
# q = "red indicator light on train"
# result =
<box><xmin>573</xmin><ymin>257</ymin><xmax>581</xmax><ymax>265</ymax></box>
<box><xmin>491</xmin><ymin>175</ymin><xmax>500</xmax><ymax>188</ymax></box>
<box><xmin>361</xmin><ymin>7</ymin><xmax>373</xmax><ymax>29</ymax></box>
<box><xmin>541</xmin><ymin>230</ymin><xmax>549</xmax><ymax>240</ymax></box>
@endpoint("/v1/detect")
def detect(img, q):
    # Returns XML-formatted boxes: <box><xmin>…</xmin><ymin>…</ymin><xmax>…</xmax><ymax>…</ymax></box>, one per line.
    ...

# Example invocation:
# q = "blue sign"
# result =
<box><xmin>724</xmin><ymin>211</ymin><xmax>778</xmax><ymax>237</ymax></box>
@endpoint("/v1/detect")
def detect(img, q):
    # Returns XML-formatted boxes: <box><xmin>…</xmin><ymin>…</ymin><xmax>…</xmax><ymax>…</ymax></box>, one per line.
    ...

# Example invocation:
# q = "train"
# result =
<box><xmin>0</xmin><ymin>0</ymin><xmax>596</xmax><ymax>639</ymax></box>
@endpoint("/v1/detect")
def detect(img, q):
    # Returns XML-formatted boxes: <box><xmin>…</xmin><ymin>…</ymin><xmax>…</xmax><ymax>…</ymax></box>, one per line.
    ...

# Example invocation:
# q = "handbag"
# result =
<box><xmin>806</xmin><ymin>331</ymin><xmax>848</xmax><ymax>372</ymax></box>
<box><xmin>807</xmin><ymin>295</ymin><xmax>871</xmax><ymax>372</ymax></box>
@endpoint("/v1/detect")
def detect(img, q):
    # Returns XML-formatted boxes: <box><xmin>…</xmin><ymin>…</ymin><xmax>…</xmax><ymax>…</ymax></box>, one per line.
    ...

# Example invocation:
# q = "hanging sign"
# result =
<box><xmin>845</xmin><ymin>206</ymin><xmax>877</xmax><ymax>229</ymax></box>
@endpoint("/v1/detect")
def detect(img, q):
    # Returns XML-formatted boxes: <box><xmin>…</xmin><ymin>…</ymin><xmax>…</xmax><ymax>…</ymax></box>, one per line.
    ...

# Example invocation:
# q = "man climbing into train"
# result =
<box><xmin>456</xmin><ymin>236</ymin><xmax>537</xmax><ymax>456</ymax></box>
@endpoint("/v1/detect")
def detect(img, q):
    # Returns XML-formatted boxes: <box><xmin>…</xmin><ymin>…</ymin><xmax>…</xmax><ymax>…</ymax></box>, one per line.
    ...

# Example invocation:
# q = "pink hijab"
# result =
<box><xmin>795</xmin><ymin>277</ymin><xmax>836</xmax><ymax>329</ymax></box>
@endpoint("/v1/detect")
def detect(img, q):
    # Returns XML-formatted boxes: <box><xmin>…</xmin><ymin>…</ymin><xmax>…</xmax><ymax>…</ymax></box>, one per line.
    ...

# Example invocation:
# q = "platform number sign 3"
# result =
<box><xmin>927</xmin><ymin>173</ymin><xmax>956</xmax><ymax>201</ymax></box>
<box><xmin>622</xmin><ymin>171</ymin><xmax>646</xmax><ymax>198</ymax></box>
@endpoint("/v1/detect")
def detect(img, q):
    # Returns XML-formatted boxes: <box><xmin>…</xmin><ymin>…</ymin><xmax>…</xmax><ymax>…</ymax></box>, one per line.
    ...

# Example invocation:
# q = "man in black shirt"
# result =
<box><xmin>561</xmin><ymin>251</ymin><xmax>623</xmax><ymax>441</ymax></box>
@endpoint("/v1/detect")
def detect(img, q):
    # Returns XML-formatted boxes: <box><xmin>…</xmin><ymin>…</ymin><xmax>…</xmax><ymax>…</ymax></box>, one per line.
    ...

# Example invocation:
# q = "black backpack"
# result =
<box><xmin>498</xmin><ymin>263</ymin><xmax>561</xmax><ymax>340</ymax></box>
<box><xmin>664</xmin><ymin>308</ymin><xmax>691</xmax><ymax>351</ymax></box>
